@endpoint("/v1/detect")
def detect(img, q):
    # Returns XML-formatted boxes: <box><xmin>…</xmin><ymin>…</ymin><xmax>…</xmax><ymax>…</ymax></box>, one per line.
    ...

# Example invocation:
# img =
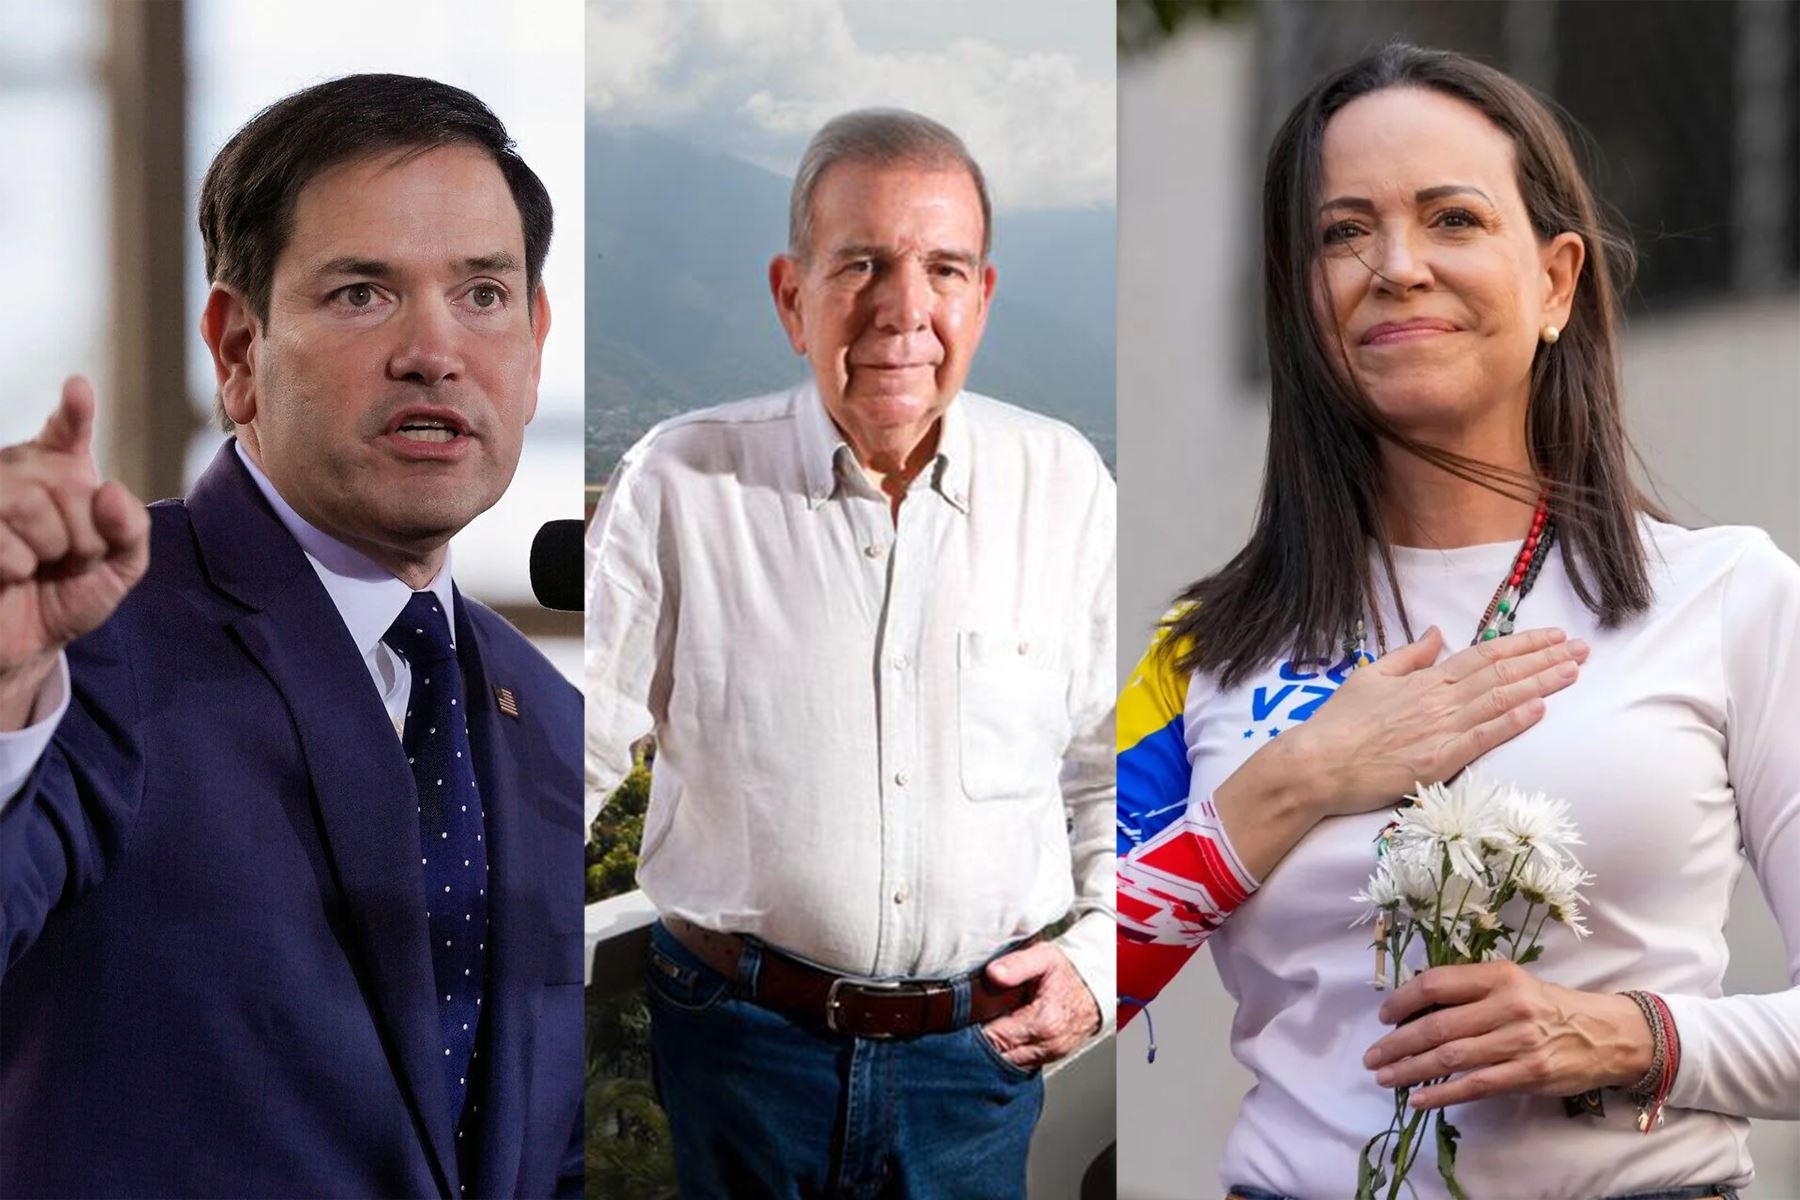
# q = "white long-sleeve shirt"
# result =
<box><xmin>585</xmin><ymin>384</ymin><xmax>1116</xmax><ymax>1017</ymax></box>
<box><xmin>1172</xmin><ymin>520</ymin><xmax>1798</xmax><ymax>1199</ymax></box>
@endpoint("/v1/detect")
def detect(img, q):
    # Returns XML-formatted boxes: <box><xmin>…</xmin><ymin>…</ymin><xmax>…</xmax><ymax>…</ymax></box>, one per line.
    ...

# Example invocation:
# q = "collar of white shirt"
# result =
<box><xmin>793</xmin><ymin>381</ymin><xmax>972</xmax><ymax>514</ymax></box>
<box><xmin>233</xmin><ymin>440</ymin><xmax>457</xmax><ymax>656</ymax></box>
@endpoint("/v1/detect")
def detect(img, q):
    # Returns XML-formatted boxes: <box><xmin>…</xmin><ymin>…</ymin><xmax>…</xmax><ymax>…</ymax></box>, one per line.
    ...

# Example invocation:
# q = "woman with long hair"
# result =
<box><xmin>1116</xmin><ymin>44</ymin><xmax>1798</xmax><ymax>1199</ymax></box>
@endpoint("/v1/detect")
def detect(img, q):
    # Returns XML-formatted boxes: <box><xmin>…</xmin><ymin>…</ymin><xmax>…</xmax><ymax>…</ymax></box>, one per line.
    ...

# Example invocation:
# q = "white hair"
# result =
<box><xmin>788</xmin><ymin>108</ymin><xmax>992</xmax><ymax>259</ymax></box>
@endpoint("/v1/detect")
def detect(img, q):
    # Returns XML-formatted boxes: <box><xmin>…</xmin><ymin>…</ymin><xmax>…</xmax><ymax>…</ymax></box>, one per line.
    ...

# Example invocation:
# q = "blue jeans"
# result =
<box><xmin>645</xmin><ymin>921</ymin><xmax>1044</xmax><ymax>1199</ymax></box>
<box><xmin>1226</xmin><ymin>1186</ymin><xmax>1741</xmax><ymax>1200</ymax></box>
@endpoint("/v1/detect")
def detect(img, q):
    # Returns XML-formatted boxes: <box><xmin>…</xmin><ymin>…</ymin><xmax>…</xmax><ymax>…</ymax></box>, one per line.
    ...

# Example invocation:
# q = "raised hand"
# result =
<box><xmin>0</xmin><ymin>377</ymin><xmax>150</xmax><ymax>729</ymax></box>
<box><xmin>1215</xmin><ymin>626</ymin><xmax>1588</xmax><ymax>881</ymax></box>
<box><xmin>1291</xmin><ymin>625</ymin><xmax>1589</xmax><ymax>818</ymax></box>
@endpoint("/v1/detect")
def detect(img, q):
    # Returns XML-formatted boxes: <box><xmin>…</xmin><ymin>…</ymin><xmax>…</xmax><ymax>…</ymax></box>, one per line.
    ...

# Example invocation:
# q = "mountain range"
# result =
<box><xmin>584</xmin><ymin>123</ymin><xmax>1116</xmax><ymax>482</ymax></box>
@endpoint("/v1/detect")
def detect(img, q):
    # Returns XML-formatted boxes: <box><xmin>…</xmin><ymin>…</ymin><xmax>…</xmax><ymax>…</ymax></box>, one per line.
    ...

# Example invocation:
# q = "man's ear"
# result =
<box><xmin>201</xmin><ymin>284</ymin><xmax>261</xmax><ymax>428</ymax></box>
<box><xmin>524</xmin><ymin>283</ymin><xmax>551</xmax><ymax>425</ymax></box>
<box><xmin>769</xmin><ymin>255</ymin><xmax>808</xmax><ymax>356</ymax></box>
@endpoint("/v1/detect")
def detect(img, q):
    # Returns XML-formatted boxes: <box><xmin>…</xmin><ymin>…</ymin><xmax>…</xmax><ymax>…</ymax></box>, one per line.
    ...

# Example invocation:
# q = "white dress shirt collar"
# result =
<box><xmin>795</xmin><ymin>381</ymin><xmax>972</xmax><ymax>515</ymax></box>
<box><xmin>234</xmin><ymin>441</ymin><xmax>457</xmax><ymax>653</ymax></box>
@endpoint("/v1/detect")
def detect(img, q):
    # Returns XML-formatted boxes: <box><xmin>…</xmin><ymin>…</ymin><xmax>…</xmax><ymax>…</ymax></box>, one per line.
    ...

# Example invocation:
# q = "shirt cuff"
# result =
<box><xmin>1055</xmin><ymin>908</ymin><xmax>1117</xmax><ymax>1038</ymax></box>
<box><xmin>0</xmin><ymin>652</ymin><xmax>71</xmax><ymax>816</ymax></box>
<box><xmin>1659</xmin><ymin>987</ymin><xmax>1800</xmax><ymax>1119</ymax></box>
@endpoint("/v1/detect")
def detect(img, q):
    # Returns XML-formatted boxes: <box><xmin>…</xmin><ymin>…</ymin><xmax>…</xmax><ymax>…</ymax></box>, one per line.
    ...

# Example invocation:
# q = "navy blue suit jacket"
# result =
<box><xmin>0</xmin><ymin>444</ymin><xmax>584</xmax><ymax>1198</ymax></box>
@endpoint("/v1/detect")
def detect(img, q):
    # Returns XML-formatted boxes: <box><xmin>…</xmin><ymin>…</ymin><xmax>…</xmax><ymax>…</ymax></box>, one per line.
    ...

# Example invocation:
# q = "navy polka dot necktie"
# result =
<box><xmin>384</xmin><ymin>592</ymin><xmax>488</xmax><ymax>1149</ymax></box>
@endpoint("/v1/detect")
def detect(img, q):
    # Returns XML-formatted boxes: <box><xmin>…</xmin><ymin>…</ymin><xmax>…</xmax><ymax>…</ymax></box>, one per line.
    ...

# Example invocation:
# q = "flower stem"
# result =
<box><xmin>1383</xmin><ymin>1101</ymin><xmax>1431</xmax><ymax>1200</ymax></box>
<box><xmin>1364</xmin><ymin>1085</ymin><xmax>1410</xmax><ymax>1195</ymax></box>
<box><xmin>1519</xmin><ymin>906</ymin><xmax>1554</xmax><ymax>960</ymax></box>
<box><xmin>1508</xmin><ymin>901</ymin><xmax>1536</xmax><ymax>958</ymax></box>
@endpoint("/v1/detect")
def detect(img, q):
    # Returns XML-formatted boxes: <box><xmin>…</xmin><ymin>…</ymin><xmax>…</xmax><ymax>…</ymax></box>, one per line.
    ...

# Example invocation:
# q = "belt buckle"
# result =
<box><xmin>825</xmin><ymin>975</ymin><xmax>909</xmax><ymax>1039</ymax></box>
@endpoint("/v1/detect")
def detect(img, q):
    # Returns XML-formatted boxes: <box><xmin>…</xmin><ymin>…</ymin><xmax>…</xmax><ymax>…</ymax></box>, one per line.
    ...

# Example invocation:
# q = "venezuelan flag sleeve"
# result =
<box><xmin>1116</xmin><ymin>620</ymin><xmax>1258</xmax><ymax>1029</ymax></box>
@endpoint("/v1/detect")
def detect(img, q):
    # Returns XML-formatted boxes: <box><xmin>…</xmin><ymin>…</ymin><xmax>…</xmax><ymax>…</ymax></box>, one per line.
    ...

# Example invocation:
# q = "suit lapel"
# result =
<box><xmin>188</xmin><ymin>444</ymin><xmax>459</xmax><ymax>1197</ymax></box>
<box><xmin>456</xmin><ymin>593</ymin><xmax>548</xmax><ymax>1198</ymax></box>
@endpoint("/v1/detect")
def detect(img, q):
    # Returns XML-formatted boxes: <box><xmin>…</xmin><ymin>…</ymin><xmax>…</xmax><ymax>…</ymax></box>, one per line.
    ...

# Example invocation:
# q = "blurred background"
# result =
<box><xmin>0</xmin><ymin>0</ymin><xmax>585</xmax><ymax>676</ymax></box>
<box><xmin>579</xmin><ymin>2</ymin><xmax>1117</xmax><ymax>1196</ymax></box>
<box><xmin>1115</xmin><ymin>0</ymin><xmax>1799</xmax><ymax>1196</ymax></box>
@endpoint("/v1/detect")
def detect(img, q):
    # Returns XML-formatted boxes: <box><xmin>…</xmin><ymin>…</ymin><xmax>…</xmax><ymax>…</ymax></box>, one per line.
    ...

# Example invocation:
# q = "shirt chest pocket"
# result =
<box><xmin>956</xmin><ymin>629</ymin><xmax>1072</xmax><ymax>802</ymax></box>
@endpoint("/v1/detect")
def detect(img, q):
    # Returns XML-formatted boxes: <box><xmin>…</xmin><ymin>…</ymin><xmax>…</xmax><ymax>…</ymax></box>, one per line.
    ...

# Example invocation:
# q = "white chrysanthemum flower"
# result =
<box><xmin>1549</xmin><ymin>900</ymin><xmax>1592</xmax><ymax>939</ymax></box>
<box><xmin>1493</xmin><ymin>783</ymin><xmax>1584</xmax><ymax>859</ymax></box>
<box><xmin>1511</xmin><ymin>853</ymin><xmax>1591</xmax><ymax>910</ymax></box>
<box><xmin>1350</xmin><ymin>861</ymin><xmax>1404</xmax><ymax>927</ymax></box>
<box><xmin>1389</xmin><ymin>778</ymin><xmax>1502</xmax><ymax>882</ymax></box>
<box><xmin>1439</xmin><ymin>875</ymin><xmax>1495</xmax><ymax>927</ymax></box>
<box><xmin>1478</xmin><ymin>833</ymin><xmax>1514</xmax><ymax>863</ymax></box>
<box><xmin>1507</xmin><ymin>853</ymin><xmax>1594</xmax><ymax>947</ymax></box>
<box><xmin>1352</xmin><ymin>776</ymin><xmax>1593</xmax><ymax>1193</ymax></box>
<box><xmin>1378</xmin><ymin>841</ymin><xmax>1449</xmax><ymax>916</ymax></box>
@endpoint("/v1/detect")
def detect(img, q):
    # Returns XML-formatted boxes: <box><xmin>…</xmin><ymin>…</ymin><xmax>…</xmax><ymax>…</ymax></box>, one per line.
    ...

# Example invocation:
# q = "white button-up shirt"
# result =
<box><xmin>585</xmin><ymin>383</ymin><xmax>1115</xmax><ymax>1016</ymax></box>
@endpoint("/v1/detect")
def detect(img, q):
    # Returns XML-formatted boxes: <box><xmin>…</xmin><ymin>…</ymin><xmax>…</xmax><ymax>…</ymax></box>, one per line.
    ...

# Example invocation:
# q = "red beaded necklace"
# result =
<box><xmin>1352</xmin><ymin>494</ymin><xmax>1557</xmax><ymax>661</ymax></box>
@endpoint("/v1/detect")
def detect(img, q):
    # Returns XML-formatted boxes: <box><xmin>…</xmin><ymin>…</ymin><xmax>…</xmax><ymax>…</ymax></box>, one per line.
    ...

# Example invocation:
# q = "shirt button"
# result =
<box><xmin>893</xmin><ymin>887</ymin><xmax>909</xmax><ymax>905</ymax></box>
<box><xmin>890</xmin><ymin>653</ymin><xmax>909</xmax><ymax>671</ymax></box>
<box><xmin>894</xmin><ymin>770</ymin><xmax>910</xmax><ymax>787</ymax></box>
<box><xmin>864</xmin><ymin>543</ymin><xmax>886</xmax><ymax>559</ymax></box>
<box><xmin>1016</xmin><ymin>640</ymin><xmax>1030</xmax><ymax>655</ymax></box>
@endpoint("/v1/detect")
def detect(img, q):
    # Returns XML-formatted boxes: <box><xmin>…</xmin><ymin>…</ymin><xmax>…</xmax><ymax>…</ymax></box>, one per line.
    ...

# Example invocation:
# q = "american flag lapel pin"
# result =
<box><xmin>493</xmin><ymin>685</ymin><xmax>520</xmax><ymax>719</ymax></box>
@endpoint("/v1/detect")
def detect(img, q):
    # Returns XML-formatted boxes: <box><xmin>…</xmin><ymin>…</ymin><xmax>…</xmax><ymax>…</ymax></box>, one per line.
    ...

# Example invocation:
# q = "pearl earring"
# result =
<box><xmin>1541</xmin><ymin>324</ymin><xmax>1561</xmax><ymax>345</ymax></box>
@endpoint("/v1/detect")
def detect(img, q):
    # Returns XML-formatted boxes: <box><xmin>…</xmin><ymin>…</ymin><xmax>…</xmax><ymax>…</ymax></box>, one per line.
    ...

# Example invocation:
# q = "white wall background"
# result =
<box><xmin>1117</xmin><ymin>22</ymin><xmax>1800</xmax><ymax>1200</ymax></box>
<box><xmin>0</xmin><ymin>1</ymin><xmax>108</xmax><ymax>451</ymax></box>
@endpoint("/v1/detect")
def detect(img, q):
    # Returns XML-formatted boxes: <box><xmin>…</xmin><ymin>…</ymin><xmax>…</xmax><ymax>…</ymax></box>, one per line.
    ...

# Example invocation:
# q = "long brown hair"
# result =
<box><xmin>1170</xmin><ymin>43</ymin><xmax>1659</xmax><ymax>687</ymax></box>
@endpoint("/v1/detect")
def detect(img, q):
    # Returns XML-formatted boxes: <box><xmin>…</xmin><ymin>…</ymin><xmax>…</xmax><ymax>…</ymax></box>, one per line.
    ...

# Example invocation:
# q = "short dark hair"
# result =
<box><xmin>200</xmin><ymin>73</ymin><xmax>553</xmax><ymax>429</ymax></box>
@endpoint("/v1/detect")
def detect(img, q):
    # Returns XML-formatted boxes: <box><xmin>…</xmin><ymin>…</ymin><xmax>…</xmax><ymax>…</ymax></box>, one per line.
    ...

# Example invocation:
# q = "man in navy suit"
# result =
<box><xmin>0</xmin><ymin>75</ymin><xmax>583</xmax><ymax>1198</ymax></box>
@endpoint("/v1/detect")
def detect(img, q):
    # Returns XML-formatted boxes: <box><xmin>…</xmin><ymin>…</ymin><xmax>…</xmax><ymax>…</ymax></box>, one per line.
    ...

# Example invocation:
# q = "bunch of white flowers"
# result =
<box><xmin>1352</xmin><ymin>775</ymin><xmax>1592</xmax><ymax>1200</ymax></box>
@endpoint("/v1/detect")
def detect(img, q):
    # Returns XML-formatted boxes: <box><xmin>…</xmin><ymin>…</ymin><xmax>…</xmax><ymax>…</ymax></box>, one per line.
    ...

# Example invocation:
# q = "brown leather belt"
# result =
<box><xmin>662</xmin><ymin>915</ymin><xmax>1037</xmax><ymax>1039</ymax></box>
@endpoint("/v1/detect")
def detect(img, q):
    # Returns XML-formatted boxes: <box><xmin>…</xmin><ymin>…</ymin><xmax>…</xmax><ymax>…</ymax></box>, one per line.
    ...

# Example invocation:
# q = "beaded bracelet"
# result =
<box><xmin>1653</xmin><ymin>993</ymin><xmax>1682</xmax><ymax>1128</ymax></box>
<box><xmin>1620</xmin><ymin>989</ymin><xmax>1681</xmax><ymax>1132</ymax></box>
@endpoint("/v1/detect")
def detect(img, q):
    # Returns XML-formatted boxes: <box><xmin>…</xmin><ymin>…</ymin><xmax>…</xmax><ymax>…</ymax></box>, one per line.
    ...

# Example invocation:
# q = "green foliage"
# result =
<box><xmin>587</xmin><ymin>748</ymin><xmax>652</xmax><ymax>904</ymax></box>
<box><xmin>585</xmin><ymin>989</ymin><xmax>676</xmax><ymax>1199</ymax></box>
<box><xmin>584</xmin><ymin>745</ymin><xmax>673</xmax><ymax>1194</ymax></box>
<box><xmin>1357</xmin><ymin>1133</ymin><xmax>1382</xmax><ymax>1199</ymax></box>
<box><xmin>1436</xmin><ymin>1115</ymin><xmax>1468</xmax><ymax>1200</ymax></box>
<box><xmin>1118</xmin><ymin>0</ymin><xmax>1257</xmax><ymax>56</ymax></box>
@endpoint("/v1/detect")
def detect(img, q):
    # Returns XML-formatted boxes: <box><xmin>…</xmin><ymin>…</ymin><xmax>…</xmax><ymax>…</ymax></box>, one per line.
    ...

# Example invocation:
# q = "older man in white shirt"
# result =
<box><xmin>586</xmin><ymin>109</ymin><xmax>1114</xmax><ymax>1197</ymax></box>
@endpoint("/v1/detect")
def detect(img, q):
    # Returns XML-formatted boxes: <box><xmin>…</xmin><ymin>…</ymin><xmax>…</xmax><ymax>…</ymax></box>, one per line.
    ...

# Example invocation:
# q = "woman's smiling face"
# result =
<box><xmin>1313</xmin><ymin>86</ymin><xmax>1582</xmax><ymax>441</ymax></box>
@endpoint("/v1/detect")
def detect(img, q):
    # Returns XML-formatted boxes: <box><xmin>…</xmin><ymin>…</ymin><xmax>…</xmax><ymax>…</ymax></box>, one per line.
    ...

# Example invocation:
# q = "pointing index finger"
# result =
<box><xmin>36</xmin><ymin>376</ymin><xmax>98</xmax><ymax>459</ymax></box>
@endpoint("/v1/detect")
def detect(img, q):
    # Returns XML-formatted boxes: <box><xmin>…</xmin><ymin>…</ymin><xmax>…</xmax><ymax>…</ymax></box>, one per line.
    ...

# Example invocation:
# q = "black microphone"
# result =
<box><xmin>530</xmin><ymin>519</ymin><xmax>584</xmax><ymax>612</ymax></box>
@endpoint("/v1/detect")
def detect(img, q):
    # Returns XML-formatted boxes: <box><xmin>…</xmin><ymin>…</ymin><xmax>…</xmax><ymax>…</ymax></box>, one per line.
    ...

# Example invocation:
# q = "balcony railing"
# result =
<box><xmin>585</xmin><ymin>891</ymin><xmax>1115</xmax><ymax>1198</ymax></box>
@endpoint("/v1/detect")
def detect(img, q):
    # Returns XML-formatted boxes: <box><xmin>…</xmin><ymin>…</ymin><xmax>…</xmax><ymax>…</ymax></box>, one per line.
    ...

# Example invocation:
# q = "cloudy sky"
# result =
<box><xmin>586</xmin><ymin>0</ymin><xmax>1116</xmax><ymax>211</ymax></box>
